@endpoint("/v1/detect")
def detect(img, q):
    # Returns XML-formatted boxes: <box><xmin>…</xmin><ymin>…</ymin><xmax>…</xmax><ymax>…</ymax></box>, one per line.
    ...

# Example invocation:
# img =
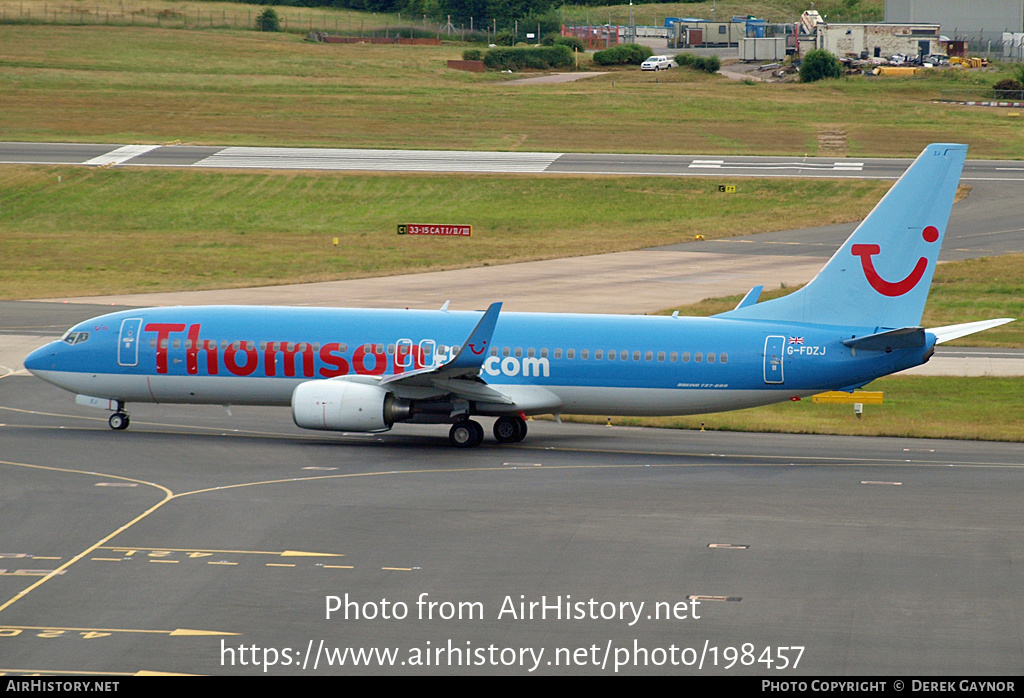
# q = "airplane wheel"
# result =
<box><xmin>494</xmin><ymin>416</ymin><xmax>528</xmax><ymax>443</ymax></box>
<box><xmin>449</xmin><ymin>420</ymin><xmax>483</xmax><ymax>448</ymax></box>
<box><xmin>513</xmin><ymin>417</ymin><xmax>527</xmax><ymax>442</ymax></box>
<box><xmin>493</xmin><ymin>416</ymin><xmax>520</xmax><ymax>443</ymax></box>
<box><xmin>109</xmin><ymin>412</ymin><xmax>130</xmax><ymax>431</ymax></box>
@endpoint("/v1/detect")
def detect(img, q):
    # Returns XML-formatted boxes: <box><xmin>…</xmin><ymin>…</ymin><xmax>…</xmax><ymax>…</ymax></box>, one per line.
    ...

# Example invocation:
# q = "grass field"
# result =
<box><xmin>0</xmin><ymin>165</ymin><xmax>891</xmax><ymax>298</ymax></box>
<box><xmin>565</xmin><ymin>376</ymin><xmax>1024</xmax><ymax>442</ymax></box>
<box><xmin>1</xmin><ymin>23</ymin><xmax>1023</xmax><ymax>157</ymax></box>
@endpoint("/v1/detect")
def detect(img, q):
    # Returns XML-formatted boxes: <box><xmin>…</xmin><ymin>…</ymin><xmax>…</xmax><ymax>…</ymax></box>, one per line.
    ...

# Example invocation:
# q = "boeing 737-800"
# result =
<box><xmin>24</xmin><ymin>144</ymin><xmax>1012</xmax><ymax>447</ymax></box>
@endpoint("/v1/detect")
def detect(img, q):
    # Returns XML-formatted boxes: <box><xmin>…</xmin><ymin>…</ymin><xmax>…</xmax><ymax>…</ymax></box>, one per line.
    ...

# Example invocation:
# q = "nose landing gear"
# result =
<box><xmin>108</xmin><ymin>401</ymin><xmax>130</xmax><ymax>430</ymax></box>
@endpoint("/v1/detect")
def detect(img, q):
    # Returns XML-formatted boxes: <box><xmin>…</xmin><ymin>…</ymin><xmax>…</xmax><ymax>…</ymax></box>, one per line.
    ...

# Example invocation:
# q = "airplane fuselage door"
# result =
<box><xmin>764</xmin><ymin>335</ymin><xmax>785</xmax><ymax>384</ymax></box>
<box><xmin>418</xmin><ymin>339</ymin><xmax>438</xmax><ymax>368</ymax></box>
<box><xmin>395</xmin><ymin>338</ymin><xmax>413</xmax><ymax>369</ymax></box>
<box><xmin>118</xmin><ymin>318</ymin><xmax>143</xmax><ymax>367</ymax></box>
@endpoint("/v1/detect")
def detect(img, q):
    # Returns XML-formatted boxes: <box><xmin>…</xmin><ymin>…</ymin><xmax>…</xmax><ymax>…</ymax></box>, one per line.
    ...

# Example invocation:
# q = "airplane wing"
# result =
<box><xmin>377</xmin><ymin>302</ymin><xmax>512</xmax><ymax>403</ymax></box>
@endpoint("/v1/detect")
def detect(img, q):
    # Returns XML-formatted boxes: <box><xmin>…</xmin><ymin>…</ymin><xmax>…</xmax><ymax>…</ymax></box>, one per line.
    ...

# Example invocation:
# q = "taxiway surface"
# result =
<box><xmin>1</xmin><ymin>375</ymin><xmax>1022</xmax><ymax>675</ymax></box>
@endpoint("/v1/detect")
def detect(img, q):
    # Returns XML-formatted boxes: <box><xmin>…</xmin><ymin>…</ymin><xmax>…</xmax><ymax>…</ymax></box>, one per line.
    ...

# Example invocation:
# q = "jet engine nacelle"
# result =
<box><xmin>291</xmin><ymin>380</ymin><xmax>412</xmax><ymax>432</ymax></box>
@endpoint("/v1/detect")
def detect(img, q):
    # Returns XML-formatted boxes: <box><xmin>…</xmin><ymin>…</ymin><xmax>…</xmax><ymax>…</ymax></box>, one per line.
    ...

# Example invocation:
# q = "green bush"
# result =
<box><xmin>554</xmin><ymin>36</ymin><xmax>586</xmax><ymax>53</ymax></box>
<box><xmin>462</xmin><ymin>49</ymin><xmax>483</xmax><ymax>61</ymax></box>
<box><xmin>483</xmin><ymin>45</ymin><xmax>574</xmax><ymax>71</ymax></box>
<box><xmin>255</xmin><ymin>7</ymin><xmax>280</xmax><ymax>32</ymax></box>
<box><xmin>494</xmin><ymin>30</ymin><xmax>515</xmax><ymax>46</ymax></box>
<box><xmin>671</xmin><ymin>53</ymin><xmax>720</xmax><ymax>73</ymax></box>
<box><xmin>799</xmin><ymin>49</ymin><xmax>843</xmax><ymax>82</ymax></box>
<box><xmin>592</xmin><ymin>43</ymin><xmax>652</xmax><ymax>66</ymax></box>
<box><xmin>700</xmin><ymin>55</ymin><xmax>721</xmax><ymax>73</ymax></box>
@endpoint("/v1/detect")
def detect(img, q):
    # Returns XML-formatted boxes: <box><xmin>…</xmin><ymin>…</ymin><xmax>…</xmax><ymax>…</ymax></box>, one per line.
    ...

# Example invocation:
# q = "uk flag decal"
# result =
<box><xmin>789</xmin><ymin>337</ymin><xmax>805</xmax><ymax>345</ymax></box>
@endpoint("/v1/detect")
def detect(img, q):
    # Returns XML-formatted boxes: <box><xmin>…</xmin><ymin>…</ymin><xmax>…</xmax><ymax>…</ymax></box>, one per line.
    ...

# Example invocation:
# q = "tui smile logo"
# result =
<box><xmin>851</xmin><ymin>226</ymin><xmax>939</xmax><ymax>297</ymax></box>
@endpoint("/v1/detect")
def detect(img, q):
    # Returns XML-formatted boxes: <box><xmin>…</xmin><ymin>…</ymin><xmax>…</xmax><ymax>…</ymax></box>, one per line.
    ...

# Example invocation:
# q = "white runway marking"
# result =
<box><xmin>193</xmin><ymin>147</ymin><xmax>564</xmax><ymax>173</ymax></box>
<box><xmin>84</xmin><ymin>144</ymin><xmax>160</xmax><ymax>166</ymax></box>
<box><xmin>689</xmin><ymin>159</ymin><xmax>864</xmax><ymax>172</ymax></box>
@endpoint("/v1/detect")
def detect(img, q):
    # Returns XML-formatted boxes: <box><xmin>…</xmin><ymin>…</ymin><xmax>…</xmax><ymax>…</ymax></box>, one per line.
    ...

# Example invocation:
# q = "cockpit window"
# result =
<box><xmin>62</xmin><ymin>331</ymin><xmax>90</xmax><ymax>345</ymax></box>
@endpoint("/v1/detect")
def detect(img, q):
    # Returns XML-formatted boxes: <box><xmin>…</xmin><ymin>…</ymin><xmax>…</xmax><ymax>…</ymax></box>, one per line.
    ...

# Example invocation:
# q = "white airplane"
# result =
<box><xmin>25</xmin><ymin>143</ymin><xmax>1012</xmax><ymax>446</ymax></box>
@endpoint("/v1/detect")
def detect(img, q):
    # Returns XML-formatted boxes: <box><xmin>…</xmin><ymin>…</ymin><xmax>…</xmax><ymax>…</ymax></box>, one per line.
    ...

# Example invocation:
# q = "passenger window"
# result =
<box><xmin>554</xmin><ymin>348</ymin><xmax>562</xmax><ymax>359</ymax></box>
<box><xmin>721</xmin><ymin>353</ymin><xmax>728</xmax><ymax>363</ymax></box>
<box><xmin>490</xmin><ymin>347</ymin><xmax>498</xmax><ymax>356</ymax></box>
<box><xmin>515</xmin><ymin>347</ymin><xmax>522</xmax><ymax>357</ymax></box>
<box><xmin>657</xmin><ymin>351</ymin><xmax>665</xmax><ymax>361</ymax></box>
<box><xmin>581</xmin><ymin>349</ymin><xmax>589</xmax><ymax>359</ymax></box>
<box><xmin>502</xmin><ymin>347</ymin><xmax>510</xmax><ymax>357</ymax></box>
<box><xmin>528</xmin><ymin>348</ymin><xmax>536</xmax><ymax>358</ymax></box>
<box><xmin>670</xmin><ymin>352</ymin><xmax>678</xmax><ymax>362</ymax></box>
<box><xmin>633</xmin><ymin>351</ymin><xmax>641</xmax><ymax>361</ymax></box>
<box><xmin>567</xmin><ymin>349</ymin><xmax>575</xmax><ymax>359</ymax></box>
<box><xmin>645</xmin><ymin>351</ymin><xmax>653</xmax><ymax>361</ymax></box>
<box><xmin>682</xmin><ymin>352</ymin><xmax>690</xmax><ymax>362</ymax></box>
<box><xmin>387</xmin><ymin>344</ymin><xmax>395</xmax><ymax>355</ymax></box>
<box><xmin>595</xmin><ymin>350</ymin><xmax>603</xmax><ymax>360</ymax></box>
<box><xmin>541</xmin><ymin>348</ymin><xmax>548</xmax><ymax>358</ymax></box>
<box><xmin>695</xmin><ymin>352</ymin><xmax>703</xmax><ymax>363</ymax></box>
<box><xmin>608</xmin><ymin>350</ymin><xmax>615</xmax><ymax>360</ymax></box>
<box><xmin>708</xmin><ymin>353</ymin><xmax>716</xmax><ymax>363</ymax></box>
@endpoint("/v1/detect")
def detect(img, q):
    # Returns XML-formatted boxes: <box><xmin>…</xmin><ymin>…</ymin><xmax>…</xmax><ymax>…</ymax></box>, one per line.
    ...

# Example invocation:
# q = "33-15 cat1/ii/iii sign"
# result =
<box><xmin>397</xmin><ymin>224</ymin><xmax>472</xmax><ymax>236</ymax></box>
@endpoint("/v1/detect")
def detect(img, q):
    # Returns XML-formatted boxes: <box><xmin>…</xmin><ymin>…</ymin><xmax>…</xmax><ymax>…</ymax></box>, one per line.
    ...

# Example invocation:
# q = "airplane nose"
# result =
<box><xmin>23</xmin><ymin>342</ymin><xmax>58</xmax><ymax>374</ymax></box>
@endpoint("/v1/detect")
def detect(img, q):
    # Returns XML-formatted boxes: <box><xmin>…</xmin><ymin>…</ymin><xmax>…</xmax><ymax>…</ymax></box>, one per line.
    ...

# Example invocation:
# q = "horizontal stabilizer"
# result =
<box><xmin>928</xmin><ymin>318</ymin><xmax>1014</xmax><ymax>344</ymax></box>
<box><xmin>843</xmin><ymin>327</ymin><xmax>925</xmax><ymax>352</ymax></box>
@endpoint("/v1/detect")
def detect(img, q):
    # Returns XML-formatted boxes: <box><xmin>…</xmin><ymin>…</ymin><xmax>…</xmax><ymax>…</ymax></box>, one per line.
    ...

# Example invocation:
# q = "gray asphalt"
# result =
<box><xmin>4</xmin><ymin>142</ymin><xmax>1024</xmax><ymax>181</ymax></box>
<box><xmin>1</xmin><ymin>374</ymin><xmax>1022</xmax><ymax>676</ymax></box>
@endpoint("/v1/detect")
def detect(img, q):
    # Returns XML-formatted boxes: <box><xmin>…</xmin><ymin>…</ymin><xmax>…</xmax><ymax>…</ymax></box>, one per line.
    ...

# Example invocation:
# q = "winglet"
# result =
<box><xmin>444</xmin><ymin>302</ymin><xmax>502</xmax><ymax>372</ymax></box>
<box><xmin>734</xmin><ymin>285</ymin><xmax>763</xmax><ymax>310</ymax></box>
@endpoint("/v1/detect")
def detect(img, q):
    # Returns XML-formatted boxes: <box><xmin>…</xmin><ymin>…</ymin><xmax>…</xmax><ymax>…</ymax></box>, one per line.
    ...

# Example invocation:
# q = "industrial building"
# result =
<box><xmin>885</xmin><ymin>0</ymin><xmax>1023</xmax><ymax>43</ymax></box>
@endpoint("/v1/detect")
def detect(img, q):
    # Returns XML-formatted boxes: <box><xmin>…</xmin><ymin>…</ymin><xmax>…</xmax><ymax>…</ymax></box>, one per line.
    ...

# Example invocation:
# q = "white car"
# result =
<box><xmin>641</xmin><ymin>55</ymin><xmax>674</xmax><ymax>71</ymax></box>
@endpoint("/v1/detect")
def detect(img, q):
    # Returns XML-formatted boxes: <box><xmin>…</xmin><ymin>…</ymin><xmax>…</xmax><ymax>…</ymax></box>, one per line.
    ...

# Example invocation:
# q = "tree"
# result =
<box><xmin>256</xmin><ymin>7</ymin><xmax>281</xmax><ymax>32</ymax></box>
<box><xmin>799</xmin><ymin>49</ymin><xmax>843</xmax><ymax>82</ymax></box>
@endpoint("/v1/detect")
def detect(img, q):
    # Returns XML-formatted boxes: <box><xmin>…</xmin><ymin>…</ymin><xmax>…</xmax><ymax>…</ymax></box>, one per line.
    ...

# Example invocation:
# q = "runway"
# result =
<box><xmin>4</xmin><ymin>141</ymin><xmax>1024</xmax><ymax>182</ymax></box>
<box><xmin>1</xmin><ymin>374</ymin><xmax>1022</xmax><ymax>675</ymax></box>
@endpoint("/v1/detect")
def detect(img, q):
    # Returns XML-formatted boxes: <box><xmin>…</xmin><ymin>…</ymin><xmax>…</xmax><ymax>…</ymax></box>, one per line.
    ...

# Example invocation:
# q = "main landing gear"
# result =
<box><xmin>493</xmin><ymin>415</ymin><xmax>527</xmax><ymax>444</ymax></box>
<box><xmin>448</xmin><ymin>416</ymin><xmax>528</xmax><ymax>448</ymax></box>
<box><xmin>108</xmin><ymin>401</ymin><xmax>130</xmax><ymax>430</ymax></box>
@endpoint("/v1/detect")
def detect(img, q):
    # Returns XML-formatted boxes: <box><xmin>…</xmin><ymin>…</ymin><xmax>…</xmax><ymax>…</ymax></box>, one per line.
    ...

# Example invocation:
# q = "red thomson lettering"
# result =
<box><xmin>263</xmin><ymin>342</ymin><xmax>315</xmax><ymax>378</ymax></box>
<box><xmin>225</xmin><ymin>342</ymin><xmax>259</xmax><ymax>376</ymax></box>
<box><xmin>353</xmin><ymin>344</ymin><xmax>387</xmax><ymax>375</ymax></box>
<box><xmin>319</xmin><ymin>343</ymin><xmax>350</xmax><ymax>378</ymax></box>
<box><xmin>145</xmin><ymin>323</ymin><xmax>186</xmax><ymax>374</ymax></box>
<box><xmin>186</xmin><ymin>324</ymin><xmax>218</xmax><ymax>375</ymax></box>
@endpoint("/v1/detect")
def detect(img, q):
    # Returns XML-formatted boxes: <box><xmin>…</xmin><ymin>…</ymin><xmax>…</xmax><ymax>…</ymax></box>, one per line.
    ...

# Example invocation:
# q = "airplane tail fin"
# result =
<box><xmin>717</xmin><ymin>144</ymin><xmax>967</xmax><ymax>329</ymax></box>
